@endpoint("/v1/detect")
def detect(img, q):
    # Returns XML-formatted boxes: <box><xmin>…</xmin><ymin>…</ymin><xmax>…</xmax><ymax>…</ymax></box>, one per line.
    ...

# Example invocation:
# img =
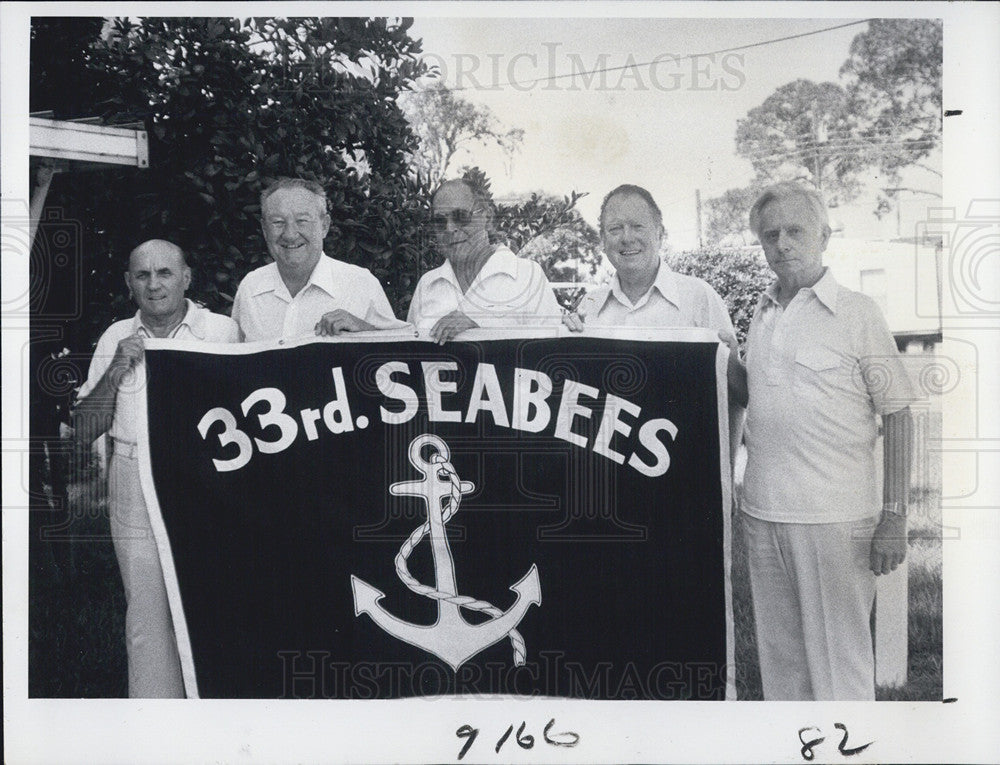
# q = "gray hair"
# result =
<box><xmin>260</xmin><ymin>177</ymin><xmax>328</xmax><ymax>216</ymax></box>
<box><xmin>748</xmin><ymin>181</ymin><xmax>829</xmax><ymax>237</ymax></box>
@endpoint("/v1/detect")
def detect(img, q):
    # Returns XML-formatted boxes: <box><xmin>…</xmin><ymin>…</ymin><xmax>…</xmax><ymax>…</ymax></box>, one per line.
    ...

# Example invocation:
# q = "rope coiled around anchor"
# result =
<box><xmin>392</xmin><ymin>453</ymin><xmax>527</xmax><ymax>666</ymax></box>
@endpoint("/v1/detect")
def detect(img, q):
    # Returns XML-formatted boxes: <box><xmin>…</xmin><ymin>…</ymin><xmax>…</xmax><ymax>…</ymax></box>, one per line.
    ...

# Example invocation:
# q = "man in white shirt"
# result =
<box><xmin>406</xmin><ymin>179</ymin><xmax>561</xmax><ymax>343</ymax></box>
<box><xmin>567</xmin><ymin>184</ymin><xmax>735</xmax><ymax>336</ymax></box>
<box><xmin>232</xmin><ymin>178</ymin><xmax>405</xmax><ymax>341</ymax></box>
<box><xmin>565</xmin><ymin>184</ymin><xmax>743</xmax><ymax>456</ymax></box>
<box><xmin>74</xmin><ymin>240</ymin><xmax>240</xmax><ymax>697</ymax></box>
<box><xmin>728</xmin><ymin>182</ymin><xmax>915</xmax><ymax>700</ymax></box>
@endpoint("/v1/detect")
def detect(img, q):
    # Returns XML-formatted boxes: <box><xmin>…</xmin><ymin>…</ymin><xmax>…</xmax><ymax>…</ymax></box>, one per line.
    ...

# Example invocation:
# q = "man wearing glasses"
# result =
<box><xmin>407</xmin><ymin>179</ymin><xmax>562</xmax><ymax>343</ymax></box>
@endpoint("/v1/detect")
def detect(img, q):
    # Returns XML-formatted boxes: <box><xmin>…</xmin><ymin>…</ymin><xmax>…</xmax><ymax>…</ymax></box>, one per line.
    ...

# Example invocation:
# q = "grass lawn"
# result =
<box><xmin>29</xmin><ymin>468</ymin><xmax>127</xmax><ymax>698</ymax></box>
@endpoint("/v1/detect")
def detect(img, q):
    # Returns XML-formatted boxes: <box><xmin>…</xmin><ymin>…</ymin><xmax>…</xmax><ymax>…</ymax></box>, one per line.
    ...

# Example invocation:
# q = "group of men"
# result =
<box><xmin>75</xmin><ymin>176</ymin><xmax>913</xmax><ymax>702</ymax></box>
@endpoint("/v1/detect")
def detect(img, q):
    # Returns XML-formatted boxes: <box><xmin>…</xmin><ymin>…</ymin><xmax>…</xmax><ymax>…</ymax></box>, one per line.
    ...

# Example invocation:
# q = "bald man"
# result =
<box><xmin>74</xmin><ymin>240</ymin><xmax>239</xmax><ymax>697</ymax></box>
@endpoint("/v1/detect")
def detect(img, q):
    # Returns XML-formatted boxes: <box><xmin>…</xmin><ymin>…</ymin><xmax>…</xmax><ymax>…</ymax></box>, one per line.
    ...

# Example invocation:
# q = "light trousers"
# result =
<box><xmin>108</xmin><ymin>450</ymin><xmax>185</xmax><ymax>698</ymax></box>
<box><xmin>742</xmin><ymin>511</ymin><xmax>877</xmax><ymax>700</ymax></box>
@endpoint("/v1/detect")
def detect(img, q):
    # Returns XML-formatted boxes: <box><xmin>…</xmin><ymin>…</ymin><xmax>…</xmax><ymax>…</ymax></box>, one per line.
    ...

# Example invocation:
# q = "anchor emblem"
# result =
<box><xmin>351</xmin><ymin>434</ymin><xmax>542</xmax><ymax>670</ymax></box>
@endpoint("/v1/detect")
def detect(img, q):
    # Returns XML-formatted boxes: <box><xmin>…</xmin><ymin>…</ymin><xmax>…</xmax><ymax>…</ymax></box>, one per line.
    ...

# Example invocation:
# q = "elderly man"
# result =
<box><xmin>565</xmin><ymin>184</ymin><xmax>743</xmax><ymax>456</ymax></box>
<box><xmin>407</xmin><ymin>179</ymin><xmax>561</xmax><ymax>343</ymax></box>
<box><xmin>731</xmin><ymin>182</ymin><xmax>915</xmax><ymax>700</ymax></box>
<box><xmin>567</xmin><ymin>184</ymin><xmax>735</xmax><ymax>336</ymax></box>
<box><xmin>74</xmin><ymin>240</ymin><xmax>240</xmax><ymax>697</ymax></box>
<box><xmin>233</xmin><ymin>177</ymin><xmax>405</xmax><ymax>341</ymax></box>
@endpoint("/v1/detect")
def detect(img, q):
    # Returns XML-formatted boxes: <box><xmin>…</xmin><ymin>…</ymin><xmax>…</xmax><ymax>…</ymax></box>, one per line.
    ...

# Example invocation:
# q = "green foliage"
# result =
<box><xmin>30</xmin><ymin>18</ymin><xmax>115</xmax><ymax>118</ymax></box>
<box><xmin>401</xmin><ymin>82</ymin><xmax>525</xmax><ymax>188</ymax></box>
<box><xmin>731</xmin><ymin>21</ymin><xmax>942</xmax><ymax>222</ymax></box>
<box><xmin>704</xmin><ymin>186</ymin><xmax>762</xmax><ymax>246</ymax></box>
<box><xmin>33</xmin><ymin>16</ymin><xmax>433</xmax><ymax>339</ymax></box>
<box><xmin>840</xmin><ymin>19</ymin><xmax>943</xmax><ymax>216</ymax></box>
<box><xmin>735</xmin><ymin>79</ymin><xmax>866</xmax><ymax>208</ymax></box>
<box><xmin>668</xmin><ymin>247</ymin><xmax>772</xmax><ymax>346</ymax></box>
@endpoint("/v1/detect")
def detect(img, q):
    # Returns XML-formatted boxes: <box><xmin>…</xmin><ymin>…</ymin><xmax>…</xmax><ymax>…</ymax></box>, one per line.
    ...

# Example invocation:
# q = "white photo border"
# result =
<box><xmin>4</xmin><ymin>2</ymin><xmax>998</xmax><ymax>763</ymax></box>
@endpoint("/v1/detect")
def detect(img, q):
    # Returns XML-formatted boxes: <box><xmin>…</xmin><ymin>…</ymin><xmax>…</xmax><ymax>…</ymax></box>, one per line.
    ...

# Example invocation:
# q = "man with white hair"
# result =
<box><xmin>74</xmin><ymin>239</ymin><xmax>240</xmax><ymax>697</ymax></box>
<box><xmin>233</xmin><ymin>178</ymin><xmax>405</xmax><ymax>341</ymax></box>
<box><xmin>731</xmin><ymin>181</ymin><xmax>915</xmax><ymax>700</ymax></box>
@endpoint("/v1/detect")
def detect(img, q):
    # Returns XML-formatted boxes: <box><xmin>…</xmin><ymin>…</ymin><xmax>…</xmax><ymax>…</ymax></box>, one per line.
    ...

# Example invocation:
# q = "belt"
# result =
<box><xmin>111</xmin><ymin>437</ymin><xmax>139</xmax><ymax>460</ymax></box>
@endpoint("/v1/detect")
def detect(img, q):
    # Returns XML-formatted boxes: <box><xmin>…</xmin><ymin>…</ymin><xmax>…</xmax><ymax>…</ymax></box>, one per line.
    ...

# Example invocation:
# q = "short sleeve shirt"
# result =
<box><xmin>576</xmin><ymin>263</ymin><xmax>736</xmax><ymax>335</ymax></box>
<box><xmin>77</xmin><ymin>300</ymin><xmax>240</xmax><ymax>443</ymax></box>
<box><xmin>741</xmin><ymin>269</ymin><xmax>917</xmax><ymax>524</ymax></box>
<box><xmin>406</xmin><ymin>245</ymin><xmax>562</xmax><ymax>331</ymax></box>
<box><xmin>232</xmin><ymin>254</ymin><xmax>406</xmax><ymax>341</ymax></box>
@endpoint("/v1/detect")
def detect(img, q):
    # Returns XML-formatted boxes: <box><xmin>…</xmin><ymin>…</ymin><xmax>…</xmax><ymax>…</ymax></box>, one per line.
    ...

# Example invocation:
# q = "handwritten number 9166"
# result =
<box><xmin>456</xmin><ymin>719</ymin><xmax>579</xmax><ymax>760</ymax></box>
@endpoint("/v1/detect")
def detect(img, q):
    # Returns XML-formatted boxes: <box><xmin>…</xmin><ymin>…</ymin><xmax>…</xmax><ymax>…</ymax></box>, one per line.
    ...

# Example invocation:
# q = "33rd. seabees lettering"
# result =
<box><xmin>197</xmin><ymin>361</ymin><xmax>679</xmax><ymax>476</ymax></box>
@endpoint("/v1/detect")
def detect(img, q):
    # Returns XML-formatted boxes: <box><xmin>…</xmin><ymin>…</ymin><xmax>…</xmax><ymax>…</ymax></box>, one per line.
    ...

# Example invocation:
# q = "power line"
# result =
<box><xmin>738</xmin><ymin>122</ymin><xmax>940</xmax><ymax>143</ymax></box>
<box><xmin>445</xmin><ymin>19</ymin><xmax>873</xmax><ymax>92</ymax></box>
<box><xmin>744</xmin><ymin>139</ymin><xmax>939</xmax><ymax>165</ymax></box>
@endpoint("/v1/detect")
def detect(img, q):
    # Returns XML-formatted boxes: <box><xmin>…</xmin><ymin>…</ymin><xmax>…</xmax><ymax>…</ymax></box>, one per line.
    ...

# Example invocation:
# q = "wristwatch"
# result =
<box><xmin>882</xmin><ymin>502</ymin><xmax>908</xmax><ymax>519</ymax></box>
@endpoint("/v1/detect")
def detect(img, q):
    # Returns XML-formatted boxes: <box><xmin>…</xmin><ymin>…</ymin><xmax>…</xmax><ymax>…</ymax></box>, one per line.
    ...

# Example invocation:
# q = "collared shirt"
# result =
<box><xmin>232</xmin><ymin>254</ymin><xmax>406</xmax><ymax>342</ymax></box>
<box><xmin>77</xmin><ymin>300</ymin><xmax>240</xmax><ymax>443</ymax></box>
<box><xmin>406</xmin><ymin>245</ymin><xmax>562</xmax><ymax>331</ymax></box>
<box><xmin>742</xmin><ymin>269</ymin><xmax>916</xmax><ymax>524</ymax></box>
<box><xmin>576</xmin><ymin>263</ymin><xmax>736</xmax><ymax>335</ymax></box>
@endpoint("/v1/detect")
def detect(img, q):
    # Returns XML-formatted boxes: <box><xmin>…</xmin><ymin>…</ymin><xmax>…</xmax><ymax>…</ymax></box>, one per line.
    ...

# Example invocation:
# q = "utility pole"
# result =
<box><xmin>810</xmin><ymin>102</ymin><xmax>825</xmax><ymax>192</ymax></box>
<box><xmin>695</xmin><ymin>189</ymin><xmax>703</xmax><ymax>249</ymax></box>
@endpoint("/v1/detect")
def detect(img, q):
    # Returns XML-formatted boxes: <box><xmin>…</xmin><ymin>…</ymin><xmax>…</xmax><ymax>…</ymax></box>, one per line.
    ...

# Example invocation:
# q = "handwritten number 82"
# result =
<box><xmin>799</xmin><ymin>723</ymin><xmax>873</xmax><ymax>761</ymax></box>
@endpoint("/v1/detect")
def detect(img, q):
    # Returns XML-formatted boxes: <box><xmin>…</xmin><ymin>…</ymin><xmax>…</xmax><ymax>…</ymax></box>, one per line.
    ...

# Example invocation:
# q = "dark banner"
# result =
<box><xmin>137</xmin><ymin>329</ymin><xmax>733</xmax><ymax>700</ymax></box>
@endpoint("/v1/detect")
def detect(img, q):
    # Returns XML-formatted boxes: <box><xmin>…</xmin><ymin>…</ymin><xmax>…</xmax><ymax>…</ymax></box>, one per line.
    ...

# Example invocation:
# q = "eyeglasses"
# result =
<box><xmin>430</xmin><ymin>208</ymin><xmax>477</xmax><ymax>231</ymax></box>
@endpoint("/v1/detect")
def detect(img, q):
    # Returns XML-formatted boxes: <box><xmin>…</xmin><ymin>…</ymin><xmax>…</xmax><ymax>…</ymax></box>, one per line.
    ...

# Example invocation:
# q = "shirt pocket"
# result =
<box><xmin>793</xmin><ymin>346</ymin><xmax>842</xmax><ymax>401</ymax></box>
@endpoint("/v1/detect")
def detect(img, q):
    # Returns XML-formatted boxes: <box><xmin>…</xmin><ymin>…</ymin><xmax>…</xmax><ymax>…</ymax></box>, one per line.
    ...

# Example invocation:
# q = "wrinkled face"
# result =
<box><xmin>126</xmin><ymin>243</ymin><xmax>191</xmax><ymax>320</ymax></box>
<box><xmin>601</xmin><ymin>193</ymin><xmax>664</xmax><ymax>283</ymax></box>
<box><xmin>431</xmin><ymin>183</ymin><xmax>491</xmax><ymax>264</ymax></box>
<box><xmin>262</xmin><ymin>187</ymin><xmax>330</xmax><ymax>276</ymax></box>
<box><xmin>757</xmin><ymin>196</ymin><xmax>829</xmax><ymax>283</ymax></box>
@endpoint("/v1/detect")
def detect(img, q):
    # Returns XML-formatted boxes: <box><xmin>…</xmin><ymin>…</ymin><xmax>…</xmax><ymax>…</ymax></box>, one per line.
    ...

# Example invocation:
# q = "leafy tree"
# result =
<box><xmin>668</xmin><ymin>247</ymin><xmax>772</xmax><ymax>346</ymax></box>
<box><xmin>735</xmin><ymin>79</ymin><xmax>866</xmax><ymax>207</ymax></box>
<box><xmin>704</xmin><ymin>186</ymin><xmax>762</xmax><ymax>246</ymax></box>
<box><xmin>33</xmin><ymin>16</ymin><xmax>433</xmax><ymax>341</ymax></box>
<box><xmin>840</xmin><ymin>19</ymin><xmax>943</xmax><ymax>215</ymax></box>
<box><xmin>506</xmin><ymin>194</ymin><xmax>603</xmax><ymax>309</ymax></box>
<box><xmin>517</xmin><ymin>214</ymin><xmax>602</xmax><ymax>283</ymax></box>
<box><xmin>401</xmin><ymin>83</ymin><xmax>524</xmax><ymax>188</ymax></box>
<box><xmin>31</xmin><ymin>18</ymin><xmax>593</xmax><ymax>337</ymax></box>
<box><xmin>30</xmin><ymin>18</ymin><xmax>116</xmax><ymax>118</ymax></box>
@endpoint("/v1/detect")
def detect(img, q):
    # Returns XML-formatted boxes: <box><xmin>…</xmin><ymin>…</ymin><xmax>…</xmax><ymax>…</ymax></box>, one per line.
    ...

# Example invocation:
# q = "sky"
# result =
<box><xmin>407</xmin><ymin>16</ymin><xmax>941</xmax><ymax>249</ymax></box>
